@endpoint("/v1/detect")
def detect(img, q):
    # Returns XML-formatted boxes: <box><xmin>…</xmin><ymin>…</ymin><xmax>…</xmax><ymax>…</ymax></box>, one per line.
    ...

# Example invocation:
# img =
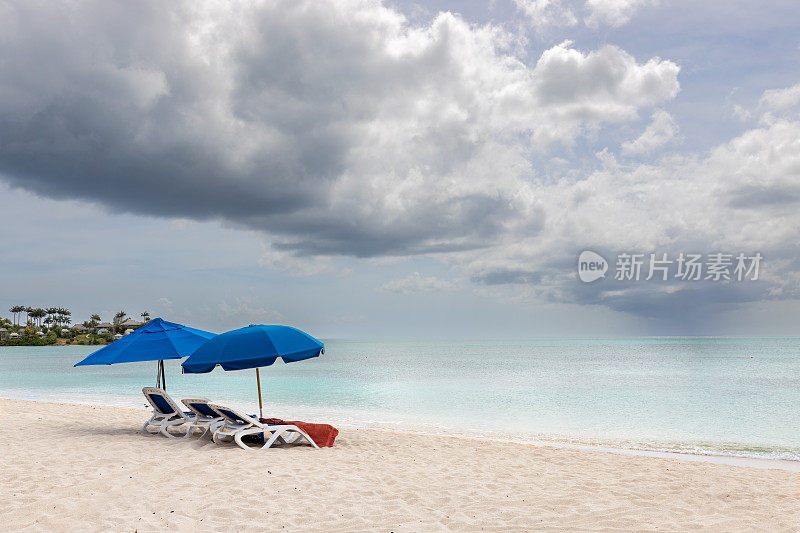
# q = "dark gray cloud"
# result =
<box><xmin>728</xmin><ymin>185</ymin><xmax>800</xmax><ymax>209</ymax></box>
<box><xmin>472</xmin><ymin>259</ymin><xmax>780</xmax><ymax>329</ymax></box>
<box><xmin>587</xmin><ymin>282</ymin><xmax>768</xmax><ymax>320</ymax></box>
<box><xmin>0</xmin><ymin>0</ymin><xmax>678</xmax><ymax>260</ymax></box>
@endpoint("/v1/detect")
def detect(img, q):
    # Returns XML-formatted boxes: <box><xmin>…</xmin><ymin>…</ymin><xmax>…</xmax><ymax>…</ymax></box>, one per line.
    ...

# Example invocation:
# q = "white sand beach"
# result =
<box><xmin>1</xmin><ymin>398</ymin><xmax>798</xmax><ymax>532</ymax></box>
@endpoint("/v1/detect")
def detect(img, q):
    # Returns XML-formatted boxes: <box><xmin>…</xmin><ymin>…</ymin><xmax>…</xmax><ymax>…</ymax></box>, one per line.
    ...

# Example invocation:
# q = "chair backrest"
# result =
<box><xmin>181</xmin><ymin>398</ymin><xmax>220</xmax><ymax>418</ymax></box>
<box><xmin>207</xmin><ymin>403</ymin><xmax>257</xmax><ymax>426</ymax></box>
<box><xmin>142</xmin><ymin>387</ymin><xmax>183</xmax><ymax>416</ymax></box>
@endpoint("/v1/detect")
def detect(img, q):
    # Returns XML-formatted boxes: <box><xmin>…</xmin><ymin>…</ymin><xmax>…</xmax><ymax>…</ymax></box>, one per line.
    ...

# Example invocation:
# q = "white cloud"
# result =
<box><xmin>621</xmin><ymin>109</ymin><xmax>678</xmax><ymax>154</ymax></box>
<box><xmin>732</xmin><ymin>104</ymin><xmax>753</xmax><ymax>121</ymax></box>
<box><xmin>729</xmin><ymin>82</ymin><xmax>800</xmax><ymax>125</ymax></box>
<box><xmin>379</xmin><ymin>272</ymin><xmax>455</xmax><ymax>294</ymax></box>
<box><xmin>456</xmin><ymin>112</ymin><xmax>800</xmax><ymax>319</ymax></box>
<box><xmin>532</xmin><ymin>41</ymin><xmax>679</xmax><ymax>128</ymax></box>
<box><xmin>515</xmin><ymin>0</ymin><xmax>659</xmax><ymax>30</ymax></box>
<box><xmin>758</xmin><ymin>83</ymin><xmax>800</xmax><ymax>112</ymax></box>
<box><xmin>585</xmin><ymin>0</ymin><xmax>659</xmax><ymax>28</ymax></box>
<box><xmin>513</xmin><ymin>0</ymin><xmax>578</xmax><ymax>29</ymax></box>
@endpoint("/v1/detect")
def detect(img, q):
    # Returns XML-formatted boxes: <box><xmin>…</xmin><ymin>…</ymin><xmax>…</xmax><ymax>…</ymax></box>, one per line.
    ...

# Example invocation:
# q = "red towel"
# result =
<box><xmin>260</xmin><ymin>418</ymin><xmax>339</xmax><ymax>447</ymax></box>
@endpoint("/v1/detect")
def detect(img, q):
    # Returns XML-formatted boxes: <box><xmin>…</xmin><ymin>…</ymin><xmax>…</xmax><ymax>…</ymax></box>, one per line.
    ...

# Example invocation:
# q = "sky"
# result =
<box><xmin>1</xmin><ymin>0</ymin><xmax>799</xmax><ymax>337</ymax></box>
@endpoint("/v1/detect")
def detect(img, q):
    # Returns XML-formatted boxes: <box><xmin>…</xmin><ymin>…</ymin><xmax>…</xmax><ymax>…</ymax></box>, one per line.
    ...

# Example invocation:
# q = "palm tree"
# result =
<box><xmin>141</xmin><ymin>311</ymin><xmax>150</xmax><ymax>323</ymax></box>
<box><xmin>58</xmin><ymin>308</ymin><xmax>71</xmax><ymax>327</ymax></box>
<box><xmin>9</xmin><ymin>306</ymin><xmax>24</xmax><ymax>325</ymax></box>
<box><xmin>30</xmin><ymin>308</ymin><xmax>46</xmax><ymax>327</ymax></box>
<box><xmin>88</xmin><ymin>314</ymin><xmax>101</xmax><ymax>340</ymax></box>
<box><xmin>113</xmin><ymin>311</ymin><xmax>126</xmax><ymax>333</ymax></box>
<box><xmin>24</xmin><ymin>306</ymin><xmax>32</xmax><ymax>326</ymax></box>
<box><xmin>46</xmin><ymin>307</ymin><xmax>59</xmax><ymax>327</ymax></box>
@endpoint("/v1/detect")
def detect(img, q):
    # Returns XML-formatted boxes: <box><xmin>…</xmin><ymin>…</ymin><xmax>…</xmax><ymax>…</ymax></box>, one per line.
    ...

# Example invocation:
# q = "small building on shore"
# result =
<box><xmin>0</xmin><ymin>328</ymin><xmax>8</xmax><ymax>340</ymax></box>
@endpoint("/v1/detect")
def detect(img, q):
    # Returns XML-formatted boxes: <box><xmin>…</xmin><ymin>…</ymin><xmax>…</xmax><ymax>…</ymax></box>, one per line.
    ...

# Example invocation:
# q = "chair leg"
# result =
<box><xmin>142</xmin><ymin>415</ymin><xmax>162</xmax><ymax>435</ymax></box>
<box><xmin>264</xmin><ymin>426</ymin><xmax>319</xmax><ymax>448</ymax></box>
<box><xmin>184</xmin><ymin>423</ymin><xmax>197</xmax><ymax>438</ymax></box>
<box><xmin>261</xmin><ymin>429</ymin><xmax>287</xmax><ymax>449</ymax></box>
<box><xmin>212</xmin><ymin>429</ymin><xmax>234</xmax><ymax>445</ymax></box>
<box><xmin>160</xmin><ymin>418</ymin><xmax>186</xmax><ymax>438</ymax></box>
<box><xmin>293</xmin><ymin>429</ymin><xmax>320</xmax><ymax>449</ymax></box>
<box><xmin>233</xmin><ymin>429</ymin><xmax>256</xmax><ymax>450</ymax></box>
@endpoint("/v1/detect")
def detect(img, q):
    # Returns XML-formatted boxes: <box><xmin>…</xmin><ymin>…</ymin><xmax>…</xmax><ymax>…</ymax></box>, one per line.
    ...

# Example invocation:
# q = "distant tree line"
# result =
<box><xmin>7</xmin><ymin>307</ymin><xmax>151</xmax><ymax>328</ymax></box>
<box><xmin>8</xmin><ymin>306</ymin><xmax>71</xmax><ymax>327</ymax></box>
<box><xmin>2</xmin><ymin>307</ymin><xmax>153</xmax><ymax>344</ymax></box>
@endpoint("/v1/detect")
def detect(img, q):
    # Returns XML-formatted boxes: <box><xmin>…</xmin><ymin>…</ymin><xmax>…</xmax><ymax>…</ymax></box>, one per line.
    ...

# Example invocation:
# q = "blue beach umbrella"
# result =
<box><xmin>74</xmin><ymin>317</ymin><xmax>216</xmax><ymax>389</ymax></box>
<box><xmin>181</xmin><ymin>324</ymin><xmax>324</xmax><ymax>418</ymax></box>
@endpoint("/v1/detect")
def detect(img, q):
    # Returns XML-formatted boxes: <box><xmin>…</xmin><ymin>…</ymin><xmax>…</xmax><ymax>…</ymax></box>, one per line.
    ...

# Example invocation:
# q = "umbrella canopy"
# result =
<box><xmin>74</xmin><ymin>318</ymin><xmax>216</xmax><ymax>389</ymax></box>
<box><xmin>75</xmin><ymin>318</ymin><xmax>216</xmax><ymax>366</ymax></box>
<box><xmin>181</xmin><ymin>324</ymin><xmax>323</xmax><ymax>373</ymax></box>
<box><xmin>181</xmin><ymin>324</ymin><xmax>323</xmax><ymax>418</ymax></box>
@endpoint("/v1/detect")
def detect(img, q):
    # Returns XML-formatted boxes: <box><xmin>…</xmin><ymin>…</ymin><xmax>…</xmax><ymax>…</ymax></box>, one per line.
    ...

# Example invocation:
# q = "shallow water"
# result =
<box><xmin>1</xmin><ymin>337</ymin><xmax>798</xmax><ymax>461</ymax></box>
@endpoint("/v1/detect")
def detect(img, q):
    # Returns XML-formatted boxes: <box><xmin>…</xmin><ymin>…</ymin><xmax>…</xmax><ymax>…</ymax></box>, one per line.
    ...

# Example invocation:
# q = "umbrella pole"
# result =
<box><xmin>156</xmin><ymin>360</ymin><xmax>161</xmax><ymax>389</ymax></box>
<box><xmin>256</xmin><ymin>367</ymin><xmax>263</xmax><ymax>419</ymax></box>
<box><xmin>160</xmin><ymin>360</ymin><xmax>166</xmax><ymax>390</ymax></box>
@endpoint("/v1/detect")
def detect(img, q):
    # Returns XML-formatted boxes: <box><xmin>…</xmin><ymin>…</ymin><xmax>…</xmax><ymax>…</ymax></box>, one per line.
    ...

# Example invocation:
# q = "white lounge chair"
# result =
<box><xmin>180</xmin><ymin>397</ymin><xmax>225</xmax><ymax>438</ymax></box>
<box><xmin>141</xmin><ymin>387</ymin><xmax>194</xmax><ymax>438</ymax></box>
<box><xmin>207</xmin><ymin>403</ymin><xmax>319</xmax><ymax>450</ymax></box>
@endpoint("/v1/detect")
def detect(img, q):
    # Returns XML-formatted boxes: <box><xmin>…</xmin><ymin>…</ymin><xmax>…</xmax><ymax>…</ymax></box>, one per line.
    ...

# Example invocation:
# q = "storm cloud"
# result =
<box><xmin>0</xmin><ymin>0</ymin><xmax>678</xmax><ymax>258</ymax></box>
<box><xmin>1</xmin><ymin>0</ymin><xmax>799</xmax><ymax>323</ymax></box>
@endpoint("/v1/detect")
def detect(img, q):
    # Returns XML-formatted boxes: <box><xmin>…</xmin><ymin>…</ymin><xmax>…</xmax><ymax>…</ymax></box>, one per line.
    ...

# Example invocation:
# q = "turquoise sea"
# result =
<box><xmin>1</xmin><ymin>337</ymin><xmax>798</xmax><ymax>461</ymax></box>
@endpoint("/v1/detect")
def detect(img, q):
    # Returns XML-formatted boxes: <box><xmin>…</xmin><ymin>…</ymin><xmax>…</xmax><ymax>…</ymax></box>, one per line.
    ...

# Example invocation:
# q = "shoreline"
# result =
<box><xmin>1</xmin><ymin>397</ymin><xmax>798</xmax><ymax>531</ymax></box>
<box><xmin>4</xmin><ymin>394</ymin><xmax>798</xmax><ymax>473</ymax></box>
